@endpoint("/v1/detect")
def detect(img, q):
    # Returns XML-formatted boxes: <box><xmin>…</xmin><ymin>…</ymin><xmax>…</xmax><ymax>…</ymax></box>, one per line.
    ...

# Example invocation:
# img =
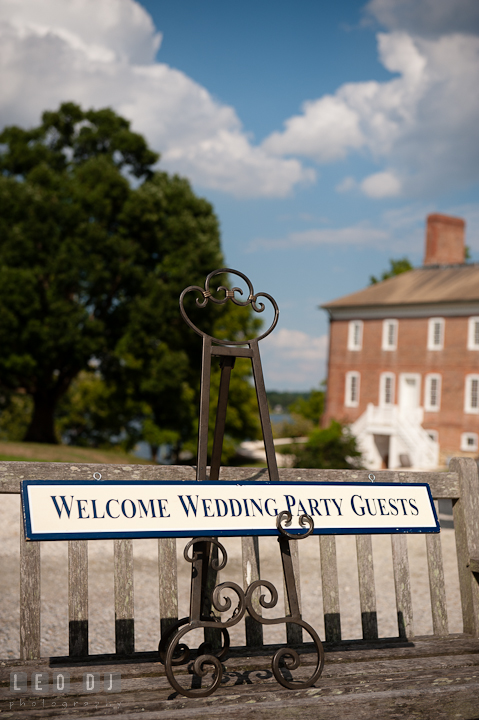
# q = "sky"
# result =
<box><xmin>1</xmin><ymin>0</ymin><xmax>478</xmax><ymax>389</ymax></box>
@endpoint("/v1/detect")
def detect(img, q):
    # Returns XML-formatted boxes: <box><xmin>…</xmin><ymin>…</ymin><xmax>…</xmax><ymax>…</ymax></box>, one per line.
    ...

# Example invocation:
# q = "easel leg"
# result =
<box><xmin>250</xmin><ymin>340</ymin><xmax>279</xmax><ymax>482</ymax></box>
<box><xmin>210</xmin><ymin>356</ymin><xmax>235</xmax><ymax>482</ymax></box>
<box><xmin>197</xmin><ymin>337</ymin><xmax>212</xmax><ymax>482</ymax></box>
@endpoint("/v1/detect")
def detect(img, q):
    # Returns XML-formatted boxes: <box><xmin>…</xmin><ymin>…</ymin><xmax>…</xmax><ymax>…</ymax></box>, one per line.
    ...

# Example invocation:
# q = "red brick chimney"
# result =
<box><xmin>423</xmin><ymin>213</ymin><xmax>466</xmax><ymax>266</ymax></box>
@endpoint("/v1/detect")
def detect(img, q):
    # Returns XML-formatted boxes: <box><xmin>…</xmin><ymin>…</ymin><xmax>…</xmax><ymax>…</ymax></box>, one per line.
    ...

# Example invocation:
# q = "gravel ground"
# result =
<box><xmin>0</xmin><ymin>494</ymin><xmax>463</xmax><ymax>658</ymax></box>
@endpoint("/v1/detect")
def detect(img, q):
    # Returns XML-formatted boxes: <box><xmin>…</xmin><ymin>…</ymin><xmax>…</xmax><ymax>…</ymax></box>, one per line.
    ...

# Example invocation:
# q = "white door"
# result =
<box><xmin>399</xmin><ymin>374</ymin><xmax>421</xmax><ymax>410</ymax></box>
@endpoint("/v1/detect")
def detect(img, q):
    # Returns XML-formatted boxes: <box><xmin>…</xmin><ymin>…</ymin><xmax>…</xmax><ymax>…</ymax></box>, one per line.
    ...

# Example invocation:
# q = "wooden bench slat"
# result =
<box><xmin>0</xmin><ymin>464</ymin><xmax>461</xmax><ymax>498</ymax></box>
<box><xmin>68</xmin><ymin>540</ymin><xmax>89</xmax><ymax>655</ymax></box>
<box><xmin>241</xmin><ymin>536</ymin><xmax>263</xmax><ymax>646</ymax></box>
<box><xmin>158</xmin><ymin>537</ymin><xmax>178</xmax><ymax>638</ymax></box>
<box><xmin>19</xmin><ymin>531</ymin><xmax>40</xmax><ymax>660</ymax></box>
<box><xmin>426</xmin><ymin>533</ymin><xmax>448</xmax><ymax>636</ymax></box>
<box><xmin>450</xmin><ymin>457</ymin><xmax>479</xmax><ymax>637</ymax></box>
<box><xmin>320</xmin><ymin>535</ymin><xmax>341</xmax><ymax>642</ymax></box>
<box><xmin>114</xmin><ymin>539</ymin><xmax>134</xmax><ymax>654</ymax></box>
<box><xmin>356</xmin><ymin>534</ymin><xmax>378</xmax><ymax>640</ymax></box>
<box><xmin>391</xmin><ymin>534</ymin><xmax>414</xmax><ymax>639</ymax></box>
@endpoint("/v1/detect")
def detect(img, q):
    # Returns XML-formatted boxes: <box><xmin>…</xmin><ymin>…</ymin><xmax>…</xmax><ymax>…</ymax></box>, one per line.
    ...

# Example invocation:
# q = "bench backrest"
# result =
<box><xmin>1</xmin><ymin>458</ymin><xmax>478</xmax><ymax>660</ymax></box>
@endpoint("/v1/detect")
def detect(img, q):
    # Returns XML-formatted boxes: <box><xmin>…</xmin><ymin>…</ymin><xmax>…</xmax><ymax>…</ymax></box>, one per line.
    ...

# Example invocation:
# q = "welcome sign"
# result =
<box><xmin>21</xmin><ymin>480</ymin><xmax>439</xmax><ymax>540</ymax></box>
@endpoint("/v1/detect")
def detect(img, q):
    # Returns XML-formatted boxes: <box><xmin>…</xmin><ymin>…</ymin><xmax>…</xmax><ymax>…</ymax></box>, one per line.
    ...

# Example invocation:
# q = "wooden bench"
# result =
<box><xmin>1</xmin><ymin>458</ymin><xmax>479</xmax><ymax>719</ymax></box>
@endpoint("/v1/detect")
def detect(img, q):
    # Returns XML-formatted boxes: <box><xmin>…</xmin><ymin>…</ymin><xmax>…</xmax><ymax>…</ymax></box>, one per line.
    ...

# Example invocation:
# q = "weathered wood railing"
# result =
<box><xmin>1</xmin><ymin>458</ymin><xmax>478</xmax><ymax>662</ymax></box>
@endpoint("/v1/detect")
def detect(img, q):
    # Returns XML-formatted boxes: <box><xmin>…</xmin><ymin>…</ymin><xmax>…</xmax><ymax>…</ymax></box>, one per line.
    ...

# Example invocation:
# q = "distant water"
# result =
<box><xmin>133</xmin><ymin>441</ymin><xmax>171</xmax><ymax>463</ymax></box>
<box><xmin>270</xmin><ymin>413</ymin><xmax>291</xmax><ymax>426</ymax></box>
<box><xmin>133</xmin><ymin>441</ymin><xmax>152</xmax><ymax>460</ymax></box>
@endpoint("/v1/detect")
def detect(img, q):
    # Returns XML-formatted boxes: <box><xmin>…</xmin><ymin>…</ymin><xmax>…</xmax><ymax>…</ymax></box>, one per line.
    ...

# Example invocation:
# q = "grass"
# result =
<box><xmin>0</xmin><ymin>440</ymin><xmax>154</xmax><ymax>465</ymax></box>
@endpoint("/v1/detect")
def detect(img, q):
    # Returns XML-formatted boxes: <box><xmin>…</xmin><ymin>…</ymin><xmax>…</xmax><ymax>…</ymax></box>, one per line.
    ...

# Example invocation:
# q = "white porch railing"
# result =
<box><xmin>351</xmin><ymin>403</ymin><xmax>439</xmax><ymax>470</ymax></box>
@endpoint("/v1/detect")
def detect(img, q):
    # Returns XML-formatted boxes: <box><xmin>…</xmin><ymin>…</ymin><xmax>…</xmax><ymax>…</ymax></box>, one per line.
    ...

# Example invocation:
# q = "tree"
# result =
<box><xmin>0</xmin><ymin>103</ymin><xmax>259</xmax><ymax>450</ymax></box>
<box><xmin>271</xmin><ymin>387</ymin><xmax>325</xmax><ymax>440</ymax></box>
<box><xmin>370</xmin><ymin>257</ymin><xmax>413</xmax><ymax>285</ymax></box>
<box><xmin>266</xmin><ymin>391</ymin><xmax>309</xmax><ymax>412</ymax></box>
<box><xmin>0</xmin><ymin>393</ymin><xmax>32</xmax><ymax>442</ymax></box>
<box><xmin>292</xmin><ymin>420</ymin><xmax>362</xmax><ymax>469</ymax></box>
<box><xmin>289</xmin><ymin>387</ymin><xmax>325</xmax><ymax>423</ymax></box>
<box><xmin>55</xmin><ymin>370</ymin><xmax>144</xmax><ymax>449</ymax></box>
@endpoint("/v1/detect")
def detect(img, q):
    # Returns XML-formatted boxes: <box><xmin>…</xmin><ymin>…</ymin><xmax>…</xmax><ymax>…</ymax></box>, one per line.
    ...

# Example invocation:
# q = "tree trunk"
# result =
<box><xmin>24</xmin><ymin>391</ymin><xmax>59</xmax><ymax>444</ymax></box>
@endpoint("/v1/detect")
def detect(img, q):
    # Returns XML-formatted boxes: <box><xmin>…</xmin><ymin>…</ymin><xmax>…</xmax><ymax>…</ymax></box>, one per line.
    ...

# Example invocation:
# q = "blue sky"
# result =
<box><xmin>1</xmin><ymin>0</ymin><xmax>478</xmax><ymax>389</ymax></box>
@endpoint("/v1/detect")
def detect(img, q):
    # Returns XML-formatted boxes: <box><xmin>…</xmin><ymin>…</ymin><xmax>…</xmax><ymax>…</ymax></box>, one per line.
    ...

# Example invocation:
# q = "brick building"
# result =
<box><xmin>321</xmin><ymin>214</ymin><xmax>479</xmax><ymax>470</ymax></box>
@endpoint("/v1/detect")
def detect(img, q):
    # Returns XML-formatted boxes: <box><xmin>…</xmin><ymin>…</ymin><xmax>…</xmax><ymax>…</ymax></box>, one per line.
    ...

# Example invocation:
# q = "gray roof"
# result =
<box><xmin>322</xmin><ymin>264</ymin><xmax>479</xmax><ymax>310</ymax></box>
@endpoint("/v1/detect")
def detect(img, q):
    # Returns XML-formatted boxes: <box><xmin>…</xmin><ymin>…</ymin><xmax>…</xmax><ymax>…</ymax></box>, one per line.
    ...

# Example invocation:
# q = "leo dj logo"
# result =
<box><xmin>10</xmin><ymin>672</ymin><xmax>121</xmax><ymax>693</ymax></box>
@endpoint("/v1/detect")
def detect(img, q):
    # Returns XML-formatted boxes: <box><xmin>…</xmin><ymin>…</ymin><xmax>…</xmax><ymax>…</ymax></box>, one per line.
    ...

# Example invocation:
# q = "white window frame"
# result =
<box><xmin>345</xmin><ymin>371</ymin><xmax>360</xmax><ymax>408</ymax></box>
<box><xmin>467</xmin><ymin>317</ymin><xmax>479</xmax><ymax>350</ymax></box>
<box><xmin>461</xmin><ymin>432</ymin><xmax>478</xmax><ymax>452</ymax></box>
<box><xmin>424</xmin><ymin>373</ymin><xmax>441</xmax><ymax>412</ymax></box>
<box><xmin>464</xmin><ymin>374</ymin><xmax>479</xmax><ymax>414</ymax></box>
<box><xmin>427</xmin><ymin>317</ymin><xmax>445</xmax><ymax>350</ymax></box>
<box><xmin>347</xmin><ymin>320</ymin><xmax>363</xmax><ymax>351</ymax></box>
<box><xmin>425</xmin><ymin>429</ymin><xmax>439</xmax><ymax>443</ymax></box>
<box><xmin>379</xmin><ymin>372</ymin><xmax>395</xmax><ymax>408</ymax></box>
<box><xmin>382</xmin><ymin>319</ymin><xmax>398</xmax><ymax>351</ymax></box>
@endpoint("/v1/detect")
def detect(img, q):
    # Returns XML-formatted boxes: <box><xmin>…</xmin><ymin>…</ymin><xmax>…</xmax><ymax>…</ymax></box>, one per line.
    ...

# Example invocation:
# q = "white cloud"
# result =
<box><xmin>365</xmin><ymin>0</ymin><xmax>479</xmax><ymax>38</ymax></box>
<box><xmin>0</xmin><ymin>0</ymin><xmax>162</xmax><ymax>64</ymax></box>
<box><xmin>2</xmin><ymin>0</ymin><xmax>477</xmax><ymax>202</ymax></box>
<box><xmin>360</xmin><ymin>171</ymin><xmax>402</xmax><ymax>198</ymax></box>
<box><xmin>263</xmin><ymin>95</ymin><xmax>364</xmax><ymax>163</ymax></box>
<box><xmin>261</xmin><ymin>19</ymin><xmax>479</xmax><ymax>199</ymax></box>
<box><xmin>261</xmin><ymin>329</ymin><xmax>328</xmax><ymax>390</ymax></box>
<box><xmin>0</xmin><ymin>0</ymin><xmax>313</xmax><ymax>198</ymax></box>
<box><xmin>250</xmin><ymin>201</ymin><xmax>479</xmax><ymax>255</ymax></box>
<box><xmin>336</xmin><ymin>176</ymin><xmax>357</xmax><ymax>193</ymax></box>
<box><xmin>251</xmin><ymin>224</ymin><xmax>389</xmax><ymax>251</ymax></box>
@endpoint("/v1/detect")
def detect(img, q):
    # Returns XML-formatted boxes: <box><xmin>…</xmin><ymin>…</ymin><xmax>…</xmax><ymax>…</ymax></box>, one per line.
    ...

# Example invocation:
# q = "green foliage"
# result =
<box><xmin>289</xmin><ymin>388</ymin><xmax>324</xmax><ymax>423</ymax></box>
<box><xmin>292</xmin><ymin>420</ymin><xmax>362</xmax><ymax>469</ymax></box>
<box><xmin>272</xmin><ymin>387</ymin><xmax>325</xmax><ymax>439</ymax></box>
<box><xmin>369</xmin><ymin>257</ymin><xmax>413</xmax><ymax>285</ymax></box>
<box><xmin>55</xmin><ymin>371</ymin><xmax>143</xmax><ymax>449</ymax></box>
<box><xmin>0</xmin><ymin>393</ymin><xmax>33</xmax><ymax>441</ymax></box>
<box><xmin>181</xmin><ymin>357</ymin><xmax>261</xmax><ymax>465</ymax></box>
<box><xmin>266</xmin><ymin>391</ymin><xmax>309</xmax><ymax>412</ymax></box>
<box><xmin>0</xmin><ymin>102</ymin><xmax>260</xmax><ymax>457</ymax></box>
<box><xmin>273</xmin><ymin>413</ymin><xmax>315</xmax><ymax>440</ymax></box>
<box><xmin>465</xmin><ymin>245</ymin><xmax>472</xmax><ymax>261</ymax></box>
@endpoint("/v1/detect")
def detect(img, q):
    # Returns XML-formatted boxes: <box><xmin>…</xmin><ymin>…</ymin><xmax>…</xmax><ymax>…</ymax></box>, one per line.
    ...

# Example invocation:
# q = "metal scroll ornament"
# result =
<box><xmin>157</xmin><ymin>270</ymin><xmax>325</xmax><ymax>697</ymax></box>
<box><xmin>179</xmin><ymin>267</ymin><xmax>279</xmax><ymax>346</ymax></box>
<box><xmin>159</xmin><ymin>523</ymin><xmax>324</xmax><ymax>697</ymax></box>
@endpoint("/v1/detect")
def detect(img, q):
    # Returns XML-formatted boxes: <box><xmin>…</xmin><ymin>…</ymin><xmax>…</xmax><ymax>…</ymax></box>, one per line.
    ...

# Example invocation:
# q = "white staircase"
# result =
<box><xmin>351</xmin><ymin>403</ymin><xmax>439</xmax><ymax>470</ymax></box>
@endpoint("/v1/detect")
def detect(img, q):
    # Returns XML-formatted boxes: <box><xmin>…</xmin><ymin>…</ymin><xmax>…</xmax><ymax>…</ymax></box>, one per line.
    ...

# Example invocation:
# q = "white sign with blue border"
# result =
<box><xmin>21</xmin><ymin>480</ymin><xmax>439</xmax><ymax>540</ymax></box>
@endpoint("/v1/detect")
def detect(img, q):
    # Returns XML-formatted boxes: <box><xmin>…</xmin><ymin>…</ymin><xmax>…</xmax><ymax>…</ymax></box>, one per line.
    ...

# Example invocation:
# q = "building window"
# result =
<box><xmin>428</xmin><ymin>317</ymin><xmax>444</xmax><ymax>350</ymax></box>
<box><xmin>380</xmin><ymin>372</ymin><xmax>395</xmax><ymax>407</ymax></box>
<box><xmin>347</xmin><ymin>320</ymin><xmax>363</xmax><ymax>351</ymax></box>
<box><xmin>345</xmin><ymin>371</ymin><xmax>360</xmax><ymax>408</ymax></box>
<box><xmin>467</xmin><ymin>317</ymin><xmax>479</xmax><ymax>350</ymax></box>
<box><xmin>461</xmin><ymin>433</ymin><xmax>478</xmax><ymax>452</ymax></box>
<box><xmin>426</xmin><ymin>429</ymin><xmax>438</xmax><ymax>443</ymax></box>
<box><xmin>425</xmin><ymin>374</ymin><xmax>441</xmax><ymax>412</ymax></box>
<box><xmin>382</xmin><ymin>319</ymin><xmax>398</xmax><ymax>351</ymax></box>
<box><xmin>465</xmin><ymin>375</ymin><xmax>479</xmax><ymax>414</ymax></box>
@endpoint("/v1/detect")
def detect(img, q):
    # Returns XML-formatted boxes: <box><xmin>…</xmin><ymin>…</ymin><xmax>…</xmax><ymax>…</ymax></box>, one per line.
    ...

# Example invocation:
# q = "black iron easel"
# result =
<box><xmin>160</xmin><ymin>269</ymin><xmax>324</xmax><ymax>698</ymax></box>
